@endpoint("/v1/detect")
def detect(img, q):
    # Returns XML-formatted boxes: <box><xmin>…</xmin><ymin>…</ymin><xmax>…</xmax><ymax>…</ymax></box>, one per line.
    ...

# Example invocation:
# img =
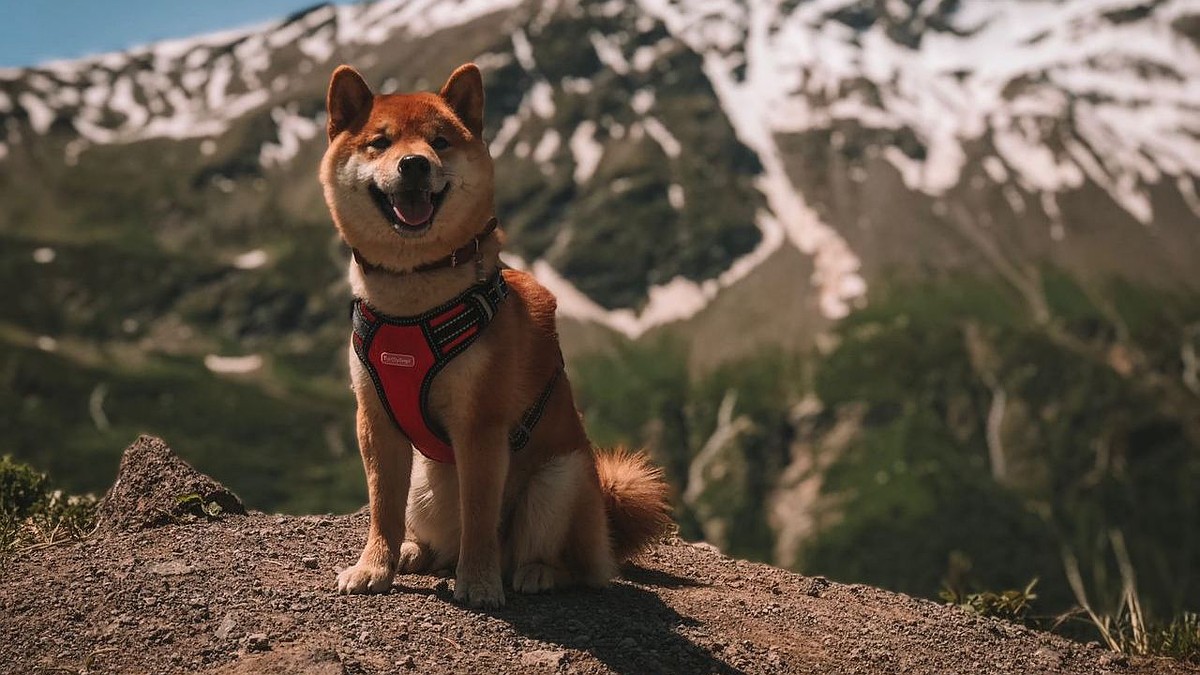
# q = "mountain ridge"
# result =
<box><xmin>3</xmin><ymin>0</ymin><xmax>1196</xmax><ymax>337</ymax></box>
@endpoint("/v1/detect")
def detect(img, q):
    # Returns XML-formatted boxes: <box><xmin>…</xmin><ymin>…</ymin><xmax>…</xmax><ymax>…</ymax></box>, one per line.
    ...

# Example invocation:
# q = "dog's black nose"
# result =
<box><xmin>398</xmin><ymin>154</ymin><xmax>431</xmax><ymax>178</ymax></box>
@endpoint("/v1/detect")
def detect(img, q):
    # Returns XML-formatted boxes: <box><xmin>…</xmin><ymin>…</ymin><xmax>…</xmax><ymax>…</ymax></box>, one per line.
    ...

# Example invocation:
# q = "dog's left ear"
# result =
<box><xmin>439</xmin><ymin>63</ymin><xmax>484</xmax><ymax>139</ymax></box>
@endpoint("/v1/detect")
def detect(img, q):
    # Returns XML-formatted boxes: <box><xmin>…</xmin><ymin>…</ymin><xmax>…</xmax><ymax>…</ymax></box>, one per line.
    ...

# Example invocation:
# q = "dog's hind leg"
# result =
<box><xmin>509</xmin><ymin>451</ymin><xmax>587</xmax><ymax>593</ymax></box>
<box><xmin>563</xmin><ymin>473</ymin><xmax>617</xmax><ymax>588</ymax></box>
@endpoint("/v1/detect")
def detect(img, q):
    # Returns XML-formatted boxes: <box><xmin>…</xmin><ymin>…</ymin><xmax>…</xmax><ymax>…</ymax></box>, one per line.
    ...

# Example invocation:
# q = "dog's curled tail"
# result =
<box><xmin>595</xmin><ymin>447</ymin><xmax>673</xmax><ymax>561</ymax></box>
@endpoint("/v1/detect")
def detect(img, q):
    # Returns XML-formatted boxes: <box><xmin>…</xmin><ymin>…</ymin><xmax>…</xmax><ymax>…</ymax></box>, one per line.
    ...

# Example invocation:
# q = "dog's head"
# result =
<box><xmin>319</xmin><ymin>63</ymin><xmax>494</xmax><ymax>270</ymax></box>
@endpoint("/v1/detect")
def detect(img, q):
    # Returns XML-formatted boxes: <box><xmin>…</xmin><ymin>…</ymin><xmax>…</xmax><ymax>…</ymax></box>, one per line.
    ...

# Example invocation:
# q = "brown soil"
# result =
<box><xmin>1</xmin><ymin>437</ymin><xmax>1194</xmax><ymax>675</ymax></box>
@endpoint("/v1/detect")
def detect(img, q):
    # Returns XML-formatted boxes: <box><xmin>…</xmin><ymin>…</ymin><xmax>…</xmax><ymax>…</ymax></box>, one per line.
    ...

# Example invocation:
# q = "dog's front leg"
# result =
<box><xmin>452</xmin><ymin>426</ymin><xmax>509</xmax><ymax>608</ymax></box>
<box><xmin>337</xmin><ymin>393</ymin><xmax>413</xmax><ymax>594</ymax></box>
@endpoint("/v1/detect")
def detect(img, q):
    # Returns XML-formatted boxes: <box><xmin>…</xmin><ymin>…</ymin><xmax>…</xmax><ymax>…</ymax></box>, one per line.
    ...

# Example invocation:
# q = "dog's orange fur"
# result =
<box><xmin>320</xmin><ymin>63</ymin><xmax>672</xmax><ymax>608</ymax></box>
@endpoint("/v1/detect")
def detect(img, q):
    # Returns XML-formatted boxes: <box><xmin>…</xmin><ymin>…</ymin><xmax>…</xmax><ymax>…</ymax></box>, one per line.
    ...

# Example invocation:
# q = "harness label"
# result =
<box><xmin>380</xmin><ymin>352</ymin><xmax>416</xmax><ymax>368</ymax></box>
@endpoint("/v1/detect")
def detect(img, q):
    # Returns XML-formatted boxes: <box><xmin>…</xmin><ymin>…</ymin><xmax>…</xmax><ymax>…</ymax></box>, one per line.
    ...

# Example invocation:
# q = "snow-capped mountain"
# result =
<box><xmin>2</xmin><ymin>0</ymin><xmax>1198</xmax><ymax>343</ymax></box>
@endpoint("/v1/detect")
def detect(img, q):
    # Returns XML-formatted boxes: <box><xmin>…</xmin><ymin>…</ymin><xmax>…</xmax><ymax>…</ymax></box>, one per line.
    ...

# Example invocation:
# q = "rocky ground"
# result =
<box><xmin>1</xmin><ymin>436</ymin><xmax>1194</xmax><ymax>675</ymax></box>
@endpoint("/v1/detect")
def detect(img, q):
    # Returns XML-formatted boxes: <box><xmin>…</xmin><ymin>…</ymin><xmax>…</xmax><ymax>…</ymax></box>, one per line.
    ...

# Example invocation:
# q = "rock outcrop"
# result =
<box><xmin>97</xmin><ymin>435</ymin><xmax>246</xmax><ymax>531</ymax></box>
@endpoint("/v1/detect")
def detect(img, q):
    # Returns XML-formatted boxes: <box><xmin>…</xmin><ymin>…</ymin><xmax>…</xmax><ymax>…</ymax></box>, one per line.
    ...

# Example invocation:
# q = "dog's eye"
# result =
<box><xmin>431</xmin><ymin>136</ymin><xmax>450</xmax><ymax>151</ymax></box>
<box><xmin>367</xmin><ymin>136</ymin><xmax>391</xmax><ymax>151</ymax></box>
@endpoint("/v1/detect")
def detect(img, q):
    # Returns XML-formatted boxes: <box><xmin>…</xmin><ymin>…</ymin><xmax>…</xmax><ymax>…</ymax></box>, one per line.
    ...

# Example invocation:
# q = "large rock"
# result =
<box><xmin>97</xmin><ymin>435</ymin><xmax>246</xmax><ymax>531</ymax></box>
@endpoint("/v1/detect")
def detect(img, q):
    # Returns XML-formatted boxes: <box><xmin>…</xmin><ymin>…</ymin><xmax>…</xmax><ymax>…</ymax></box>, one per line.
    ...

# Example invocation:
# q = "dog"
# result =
<box><xmin>319</xmin><ymin>62</ymin><xmax>673</xmax><ymax>608</ymax></box>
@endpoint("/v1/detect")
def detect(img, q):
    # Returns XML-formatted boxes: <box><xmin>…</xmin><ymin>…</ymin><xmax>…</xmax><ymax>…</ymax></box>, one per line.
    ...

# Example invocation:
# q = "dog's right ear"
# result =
<box><xmin>327</xmin><ymin>66</ymin><xmax>373</xmax><ymax>141</ymax></box>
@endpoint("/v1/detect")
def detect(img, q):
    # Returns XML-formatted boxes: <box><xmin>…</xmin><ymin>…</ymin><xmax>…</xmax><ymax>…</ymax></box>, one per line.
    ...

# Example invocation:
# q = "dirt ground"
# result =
<box><xmin>1</xmin><ymin>437</ymin><xmax>1195</xmax><ymax>675</ymax></box>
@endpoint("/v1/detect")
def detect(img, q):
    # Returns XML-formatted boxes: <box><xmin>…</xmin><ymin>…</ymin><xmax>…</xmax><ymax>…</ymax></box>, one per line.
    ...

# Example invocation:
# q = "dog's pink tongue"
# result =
<box><xmin>391</xmin><ymin>191</ymin><xmax>433</xmax><ymax>226</ymax></box>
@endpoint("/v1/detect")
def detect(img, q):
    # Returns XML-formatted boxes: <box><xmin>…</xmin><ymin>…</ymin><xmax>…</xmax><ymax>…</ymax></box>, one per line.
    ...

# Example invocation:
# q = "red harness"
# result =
<box><xmin>351</xmin><ymin>271</ymin><xmax>557</xmax><ymax>463</ymax></box>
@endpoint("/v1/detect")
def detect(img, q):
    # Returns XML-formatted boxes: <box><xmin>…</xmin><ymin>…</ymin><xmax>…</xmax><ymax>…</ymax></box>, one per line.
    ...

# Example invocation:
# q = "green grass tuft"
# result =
<box><xmin>942</xmin><ymin>578</ymin><xmax>1040</xmax><ymax>624</ymax></box>
<box><xmin>0</xmin><ymin>456</ymin><xmax>97</xmax><ymax>557</ymax></box>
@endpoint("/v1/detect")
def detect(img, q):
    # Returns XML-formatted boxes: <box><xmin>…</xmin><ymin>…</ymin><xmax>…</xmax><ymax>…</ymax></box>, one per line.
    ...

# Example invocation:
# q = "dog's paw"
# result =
<box><xmin>453</xmin><ymin>569</ymin><xmax>505</xmax><ymax>608</ymax></box>
<box><xmin>336</xmin><ymin>562</ymin><xmax>394</xmax><ymax>595</ymax></box>
<box><xmin>397</xmin><ymin>541</ymin><xmax>431</xmax><ymax>574</ymax></box>
<box><xmin>513</xmin><ymin>562</ymin><xmax>559</xmax><ymax>594</ymax></box>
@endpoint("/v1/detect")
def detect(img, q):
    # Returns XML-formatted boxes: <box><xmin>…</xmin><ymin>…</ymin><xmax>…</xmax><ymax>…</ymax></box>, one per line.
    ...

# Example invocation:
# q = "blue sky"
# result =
<box><xmin>0</xmin><ymin>1</ymin><xmax>351</xmax><ymax>68</ymax></box>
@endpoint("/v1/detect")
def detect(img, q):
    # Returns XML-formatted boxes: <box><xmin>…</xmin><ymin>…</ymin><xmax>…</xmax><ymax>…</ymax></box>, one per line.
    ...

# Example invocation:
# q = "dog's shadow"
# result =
<box><xmin>452</xmin><ymin>564</ymin><xmax>744</xmax><ymax>675</ymax></box>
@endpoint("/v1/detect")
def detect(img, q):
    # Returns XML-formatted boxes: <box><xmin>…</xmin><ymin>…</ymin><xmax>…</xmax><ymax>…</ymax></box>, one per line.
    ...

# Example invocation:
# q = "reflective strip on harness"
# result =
<box><xmin>351</xmin><ymin>271</ymin><xmax>558</xmax><ymax>464</ymax></box>
<box><xmin>509</xmin><ymin>368</ymin><xmax>561</xmax><ymax>451</ymax></box>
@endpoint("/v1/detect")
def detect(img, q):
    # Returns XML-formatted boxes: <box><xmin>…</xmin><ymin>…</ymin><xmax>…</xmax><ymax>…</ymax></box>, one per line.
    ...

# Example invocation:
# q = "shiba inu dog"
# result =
<box><xmin>320</xmin><ymin>63</ymin><xmax>672</xmax><ymax>608</ymax></box>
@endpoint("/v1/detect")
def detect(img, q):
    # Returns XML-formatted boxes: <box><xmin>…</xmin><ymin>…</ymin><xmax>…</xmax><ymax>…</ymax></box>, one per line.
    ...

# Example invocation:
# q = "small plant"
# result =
<box><xmin>0</xmin><ymin>456</ymin><xmax>97</xmax><ymax>556</ymax></box>
<box><xmin>941</xmin><ymin>578</ymin><xmax>1040</xmax><ymax>623</ymax></box>
<box><xmin>1135</xmin><ymin>612</ymin><xmax>1200</xmax><ymax>664</ymax></box>
<box><xmin>1079</xmin><ymin>593</ymin><xmax>1200</xmax><ymax>663</ymax></box>
<box><xmin>172</xmin><ymin>492</ymin><xmax>225</xmax><ymax>521</ymax></box>
<box><xmin>0</xmin><ymin>455</ymin><xmax>50</xmax><ymax>517</ymax></box>
<box><xmin>1061</xmin><ymin>535</ymin><xmax>1200</xmax><ymax>663</ymax></box>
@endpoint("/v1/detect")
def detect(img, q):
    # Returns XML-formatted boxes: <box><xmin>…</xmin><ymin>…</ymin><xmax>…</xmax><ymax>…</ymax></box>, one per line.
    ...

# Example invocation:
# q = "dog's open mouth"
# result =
<box><xmin>369</xmin><ymin>183</ymin><xmax>450</xmax><ymax>234</ymax></box>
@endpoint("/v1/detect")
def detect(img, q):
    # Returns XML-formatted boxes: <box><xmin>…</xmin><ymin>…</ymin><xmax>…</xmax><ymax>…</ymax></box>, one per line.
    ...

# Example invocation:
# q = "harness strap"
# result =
<box><xmin>509</xmin><ymin>368</ymin><xmax>562</xmax><ymax>451</ymax></box>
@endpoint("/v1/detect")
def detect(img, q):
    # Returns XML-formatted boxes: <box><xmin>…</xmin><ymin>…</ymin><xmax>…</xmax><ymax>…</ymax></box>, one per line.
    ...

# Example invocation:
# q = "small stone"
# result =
<box><xmin>1034</xmin><ymin>647</ymin><xmax>1062</xmax><ymax>668</ymax></box>
<box><xmin>149</xmin><ymin>560</ymin><xmax>194</xmax><ymax>576</ymax></box>
<box><xmin>302</xmin><ymin>556</ymin><xmax>319</xmax><ymax>569</ymax></box>
<box><xmin>1098</xmin><ymin>652</ymin><xmax>1129</xmax><ymax>667</ymax></box>
<box><xmin>521</xmin><ymin>649</ymin><xmax>567</xmax><ymax>669</ymax></box>
<box><xmin>246</xmin><ymin>633</ymin><xmax>270</xmax><ymax>651</ymax></box>
<box><xmin>215</xmin><ymin>614</ymin><xmax>238</xmax><ymax>640</ymax></box>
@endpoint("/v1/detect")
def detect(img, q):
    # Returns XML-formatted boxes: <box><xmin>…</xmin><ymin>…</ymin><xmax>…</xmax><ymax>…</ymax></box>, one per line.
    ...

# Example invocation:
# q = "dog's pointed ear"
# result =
<box><xmin>439</xmin><ymin>63</ymin><xmax>484</xmax><ymax>138</ymax></box>
<box><xmin>327</xmin><ymin>66</ymin><xmax>373</xmax><ymax>141</ymax></box>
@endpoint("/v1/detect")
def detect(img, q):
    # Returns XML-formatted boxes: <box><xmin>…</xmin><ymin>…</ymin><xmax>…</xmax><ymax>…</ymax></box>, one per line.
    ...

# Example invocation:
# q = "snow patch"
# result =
<box><xmin>1179</xmin><ymin>176</ymin><xmax>1200</xmax><ymax>219</ymax></box>
<box><xmin>233</xmin><ymin>249</ymin><xmax>269</xmax><ymax>270</ymax></box>
<box><xmin>532</xmin><ymin>129</ymin><xmax>561</xmax><ymax>164</ymax></box>
<box><xmin>298</xmin><ymin>26</ymin><xmax>337</xmax><ymax>62</ymax></box>
<box><xmin>589</xmin><ymin>31</ymin><xmax>630</xmax><ymax>74</ymax></box>
<box><xmin>512</xmin><ymin>30</ymin><xmax>536</xmax><ymax>71</ymax></box>
<box><xmin>529</xmin><ymin>81</ymin><xmax>555</xmax><ymax>118</ymax></box>
<box><xmin>982</xmin><ymin>156</ymin><xmax>1009</xmax><ymax>183</ymax></box>
<box><xmin>630</xmin><ymin>89</ymin><xmax>655</xmax><ymax>114</ymax></box>
<box><xmin>204</xmin><ymin>354</ymin><xmax>264</xmax><ymax>374</ymax></box>
<box><xmin>18</xmin><ymin>93</ymin><xmax>54</xmax><ymax>134</ymax></box>
<box><xmin>570</xmin><ymin>121</ymin><xmax>603</xmax><ymax>184</ymax></box>
<box><xmin>668</xmin><ymin>183</ymin><xmax>685</xmax><ymax>209</ymax></box>
<box><xmin>562</xmin><ymin>77</ymin><xmax>593</xmax><ymax>95</ymax></box>
<box><xmin>259</xmin><ymin>105</ymin><xmax>320</xmax><ymax>168</ymax></box>
<box><xmin>642</xmin><ymin>117</ymin><xmax>681</xmax><ymax>158</ymax></box>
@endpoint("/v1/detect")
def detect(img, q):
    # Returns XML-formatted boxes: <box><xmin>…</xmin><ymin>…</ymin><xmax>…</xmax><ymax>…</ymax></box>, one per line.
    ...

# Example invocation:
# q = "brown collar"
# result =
<box><xmin>352</xmin><ymin>217</ymin><xmax>499</xmax><ymax>280</ymax></box>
